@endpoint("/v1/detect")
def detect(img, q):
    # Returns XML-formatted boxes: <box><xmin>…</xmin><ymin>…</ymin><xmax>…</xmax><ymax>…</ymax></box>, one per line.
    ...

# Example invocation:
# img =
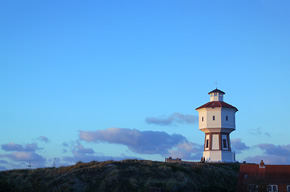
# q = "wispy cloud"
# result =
<box><xmin>38</xmin><ymin>136</ymin><xmax>50</xmax><ymax>143</ymax></box>
<box><xmin>145</xmin><ymin>112</ymin><xmax>198</xmax><ymax>126</ymax></box>
<box><xmin>1</xmin><ymin>142</ymin><xmax>40</xmax><ymax>152</ymax></box>
<box><xmin>249</xmin><ymin>127</ymin><xmax>271</xmax><ymax>137</ymax></box>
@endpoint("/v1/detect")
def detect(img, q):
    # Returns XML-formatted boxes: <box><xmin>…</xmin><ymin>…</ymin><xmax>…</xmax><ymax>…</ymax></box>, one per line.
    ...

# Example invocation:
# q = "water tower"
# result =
<box><xmin>196</xmin><ymin>89</ymin><xmax>238</xmax><ymax>162</ymax></box>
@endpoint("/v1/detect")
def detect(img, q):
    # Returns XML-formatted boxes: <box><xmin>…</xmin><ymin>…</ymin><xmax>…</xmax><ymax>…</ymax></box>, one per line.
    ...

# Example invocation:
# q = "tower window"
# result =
<box><xmin>206</xmin><ymin>139</ymin><xmax>209</xmax><ymax>148</ymax></box>
<box><xmin>214</xmin><ymin>93</ymin><xmax>217</xmax><ymax>96</ymax></box>
<box><xmin>213</xmin><ymin>116</ymin><xmax>215</xmax><ymax>121</ymax></box>
<box><xmin>226</xmin><ymin>116</ymin><xmax>228</xmax><ymax>121</ymax></box>
<box><xmin>202</xmin><ymin>117</ymin><xmax>204</xmax><ymax>121</ymax></box>
<box><xmin>223</xmin><ymin>139</ymin><xmax>227</xmax><ymax>148</ymax></box>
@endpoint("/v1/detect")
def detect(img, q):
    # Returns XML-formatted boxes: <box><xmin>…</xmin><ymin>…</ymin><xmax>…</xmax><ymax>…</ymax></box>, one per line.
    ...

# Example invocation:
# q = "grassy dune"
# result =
<box><xmin>0</xmin><ymin>160</ymin><xmax>239</xmax><ymax>192</ymax></box>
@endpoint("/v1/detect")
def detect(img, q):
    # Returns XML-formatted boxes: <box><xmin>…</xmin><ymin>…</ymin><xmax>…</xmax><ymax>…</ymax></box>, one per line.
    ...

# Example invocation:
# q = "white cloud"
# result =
<box><xmin>168</xmin><ymin>141</ymin><xmax>203</xmax><ymax>160</ymax></box>
<box><xmin>79</xmin><ymin>128</ymin><xmax>190</xmax><ymax>155</ymax></box>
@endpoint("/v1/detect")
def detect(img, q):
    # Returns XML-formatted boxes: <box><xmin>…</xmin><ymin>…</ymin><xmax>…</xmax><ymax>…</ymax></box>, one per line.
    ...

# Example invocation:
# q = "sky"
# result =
<box><xmin>0</xmin><ymin>0</ymin><xmax>290</xmax><ymax>170</ymax></box>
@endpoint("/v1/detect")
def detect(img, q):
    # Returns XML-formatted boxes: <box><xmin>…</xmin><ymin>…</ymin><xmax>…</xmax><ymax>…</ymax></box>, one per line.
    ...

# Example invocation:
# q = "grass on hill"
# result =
<box><xmin>0</xmin><ymin>159</ymin><xmax>239</xmax><ymax>192</ymax></box>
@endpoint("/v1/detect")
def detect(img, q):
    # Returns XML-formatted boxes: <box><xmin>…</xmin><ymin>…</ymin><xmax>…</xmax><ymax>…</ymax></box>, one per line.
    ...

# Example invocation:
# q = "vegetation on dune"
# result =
<box><xmin>0</xmin><ymin>160</ymin><xmax>239</xmax><ymax>192</ymax></box>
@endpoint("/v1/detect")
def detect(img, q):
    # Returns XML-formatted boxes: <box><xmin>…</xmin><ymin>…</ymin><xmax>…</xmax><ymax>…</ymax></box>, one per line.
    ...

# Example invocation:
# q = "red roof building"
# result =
<box><xmin>238</xmin><ymin>161</ymin><xmax>290</xmax><ymax>192</ymax></box>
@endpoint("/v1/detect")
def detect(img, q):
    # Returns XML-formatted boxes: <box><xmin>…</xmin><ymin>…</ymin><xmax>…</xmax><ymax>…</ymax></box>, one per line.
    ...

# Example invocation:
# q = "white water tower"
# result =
<box><xmin>196</xmin><ymin>89</ymin><xmax>238</xmax><ymax>162</ymax></box>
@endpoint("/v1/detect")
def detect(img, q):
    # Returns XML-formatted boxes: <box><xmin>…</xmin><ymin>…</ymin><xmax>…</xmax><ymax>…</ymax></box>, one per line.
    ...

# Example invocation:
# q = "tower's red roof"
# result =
<box><xmin>196</xmin><ymin>101</ymin><xmax>238</xmax><ymax>111</ymax></box>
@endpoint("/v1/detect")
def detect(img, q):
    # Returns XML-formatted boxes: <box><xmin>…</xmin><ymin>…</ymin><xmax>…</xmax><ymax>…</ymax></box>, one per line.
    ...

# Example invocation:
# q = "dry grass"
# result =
<box><xmin>0</xmin><ymin>160</ymin><xmax>239</xmax><ymax>192</ymax></box>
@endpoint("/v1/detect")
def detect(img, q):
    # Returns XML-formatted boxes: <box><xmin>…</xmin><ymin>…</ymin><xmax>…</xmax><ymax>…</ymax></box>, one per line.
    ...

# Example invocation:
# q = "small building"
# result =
<box><xmin>196</xmin><ymin>88</ymin><xmax>238</xmax><ymax>162</ymax></box>
<box><xmin>165</xmin><ymin>157</ymin><xmax>182</xmax><ymax>163</ymax></box>
<box><xmin>238</xmin><ymin>160</ymin><xmax>290</xmax><ymax>192</ymax></box>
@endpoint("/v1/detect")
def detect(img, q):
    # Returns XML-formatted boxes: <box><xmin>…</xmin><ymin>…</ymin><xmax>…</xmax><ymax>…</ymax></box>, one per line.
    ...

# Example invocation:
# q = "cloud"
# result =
<box><xmin>145</xmin><ymin>112</ymin><xmax>198</xmax><ymax>126</ymax></box>
<box><xmin>231</xmin><ymin>139</ymin><xmax>250</xmax><ymax>153</ymax></box>
<box><xmin>0</xmin><ymin>152</ymin><xmax>46</xmax><ymax>168</ymax></box>
<box><xmin>231</xmin><ymin>140</ymin><xmax>290</xmax><ymax>164</ymax></box>
<box><xmin>0</xmin><ymin>142</ymin><xmax>46</xmax><ymax>168</ymax></box>
<box><xmin>79</xmin><ymin>128</ymin><xmax>187</xmax><ymax>155</ymax></box>
<box><xmin>61</xmin><ymin>142</ymin><xmax>142</xmax><ymax>164</ymax></box>
<box><xmin>243</xmin><ymin>144</ymin><xmax>290</xmax><ymax>164</ymax></box>
<box><xmin>0</xmin><ymin>152</ymin><xmax>44</xmax><ymax>162</ymax></box>
<box><xmin>62</xmin><ymin>142</ymin><xmax>96</xmax><ymax>163</ymax></box>
<box><xmin>0</xmin><ymin>166</ymin><xmax>7</xmax><ymax>171</ymax></box>
<box><xmin>249</xmin><ymin>127</ymin><xmax>271</xmax><ymax>137</ymax></box>
<box><xmin>62</xmin><ymin>142</ymin><xmax>69</xmax><ymax>147</ymax></box>
<box><xmin>0</xmin><ymin>160</ymin><xmax>8</xmax><ymax>164</ymax></box>
<box><xmin>72</xmin><ymin>143</ymin><xmax>95</xmax><ymax>157</ymax></box>
<box><xmin>257</xmin><ymin>143</ymin><xmax>290</xmax><ymax>156</ymax></box>
<box><xmin>245</xmin><ymin>155</ymin><xmax>290</xmax><ymax>165</ymax></box>
<box><xmin>79</xmin><ymin>128</ymin><xmax>202</xmax><ymax>161</ymax></box>
<box><xmin>38</xmin><ymin>136</ymin><xmax>49</xmax><ymax>143</ymax></box>
<box><xmin>167</xmin><ymin>141</ymin><xmax>203</xmax><ymax>160</ymax></box>
<box><xmin>1</xmin><ymin>142</ymin><xmax>40</xmax><ymax>152</ymax></box>
<box><xmin>62</xmin><ymin>152</ymin><xmax>143</xmax><ymax>164</ymax></box>
<box><xmin>62</xmin><ymin>154</ymin><xmax>141</xmax><ymax>164</ymax></box>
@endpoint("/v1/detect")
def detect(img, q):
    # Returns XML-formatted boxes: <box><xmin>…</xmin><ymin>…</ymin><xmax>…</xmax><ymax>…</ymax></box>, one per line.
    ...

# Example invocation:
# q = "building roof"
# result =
<box><xmin>196</xmin><ymin>101</ymin><xmax>238</xmax><ymax>111</ymax></box>
<box><xmin>208</xmin><ymin>88</ymin><xmax>225</xmax><ymax>95</ymax></box>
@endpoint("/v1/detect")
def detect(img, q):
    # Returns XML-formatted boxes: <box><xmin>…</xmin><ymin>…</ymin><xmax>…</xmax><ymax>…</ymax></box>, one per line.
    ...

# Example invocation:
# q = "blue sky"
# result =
<box><xmin>1</xmin><ymin>0</ymin><xmax>290</xmax><ymax>170</ymax></box>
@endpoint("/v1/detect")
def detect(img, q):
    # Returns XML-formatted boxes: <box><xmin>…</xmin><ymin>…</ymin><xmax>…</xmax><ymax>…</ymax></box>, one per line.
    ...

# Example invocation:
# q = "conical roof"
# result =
<box><xmin>208</xmin><ymin>88</ymin><xmax>225</xmax><ymax>95</ymax></box>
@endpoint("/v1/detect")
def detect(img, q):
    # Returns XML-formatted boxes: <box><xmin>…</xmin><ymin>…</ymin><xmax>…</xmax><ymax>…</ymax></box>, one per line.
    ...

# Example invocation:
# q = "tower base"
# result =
<box><xmin>203</xmin><ymin>151</ymin><xmax>235</xmax><ymax>162</ymax></box>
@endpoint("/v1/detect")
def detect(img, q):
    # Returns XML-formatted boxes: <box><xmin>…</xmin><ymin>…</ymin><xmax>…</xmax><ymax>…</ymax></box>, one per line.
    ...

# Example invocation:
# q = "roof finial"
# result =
<box><xmin>215</xmin><ymin>81</ymin><xmax>218</xmax><ymax>89</ymax></box>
